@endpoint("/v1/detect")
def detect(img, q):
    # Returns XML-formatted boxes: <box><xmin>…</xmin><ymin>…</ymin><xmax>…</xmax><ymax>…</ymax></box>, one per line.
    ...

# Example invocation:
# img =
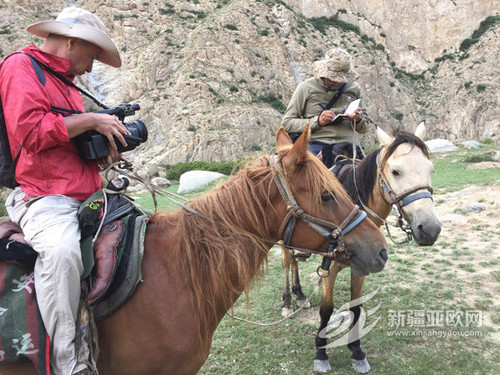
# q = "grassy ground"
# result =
<box><xmin>1</xmin><ymin>145</ymin><xmax>498</xmax><ymax>374</ymax></box>
<box><xmin>127</xmin><ymin>144</ymin><xmax>500</xmax><ymax>374</ymax></box>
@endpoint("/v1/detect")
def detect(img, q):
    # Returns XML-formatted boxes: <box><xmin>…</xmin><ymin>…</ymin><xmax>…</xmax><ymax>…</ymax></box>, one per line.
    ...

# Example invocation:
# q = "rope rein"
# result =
<box><xmin>226</xmin><ymin>276</ymin><xmax>322</xmax><ymax>326</ymax></box>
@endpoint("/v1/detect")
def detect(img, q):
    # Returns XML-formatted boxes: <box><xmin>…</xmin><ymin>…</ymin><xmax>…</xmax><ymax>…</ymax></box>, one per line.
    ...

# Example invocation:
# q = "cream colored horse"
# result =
<box><xmin>281</xmin><ymin>122</ymin><xmax>441</xmax><ymax>373</ymax></box>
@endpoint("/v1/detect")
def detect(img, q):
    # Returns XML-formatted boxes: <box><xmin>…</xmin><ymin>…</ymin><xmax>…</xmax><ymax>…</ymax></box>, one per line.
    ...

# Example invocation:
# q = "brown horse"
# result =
<box><xmin>281</xmin><ymin>122</ymin><xmax>442</xmax><ymax>373</ymax></box>
<box><xmin>0</xmin><ymin>124</ymin><xmax>388</xmax><ymax>375</ymax></box>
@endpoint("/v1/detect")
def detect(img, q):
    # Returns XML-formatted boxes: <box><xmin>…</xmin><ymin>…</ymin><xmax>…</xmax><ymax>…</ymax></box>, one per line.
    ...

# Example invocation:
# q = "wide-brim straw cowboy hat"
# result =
<box><xmin>313</xmin><ymin>48</ymin><xmax>360</xmax><ymax>83</ymax></box>
<box><xmin>27</xmin><ymin>7</ymin><xmax>121</xmax><ymax>68</ymax></box>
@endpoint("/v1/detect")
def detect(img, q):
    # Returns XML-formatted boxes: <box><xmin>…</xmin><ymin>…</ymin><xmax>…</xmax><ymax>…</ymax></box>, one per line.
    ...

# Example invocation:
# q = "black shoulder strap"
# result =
<box><xmin>19</xmin><ymin>53</ymin><xmax>109</xmax><ymax>110</ymax></box>
<box><xmin>2</xmin><ymin>51</ymin><xmax>108</xmax><ymax>110</ymax></box>
<box><xmin>323</xmin><ymin>84</ymin><xmax>346</xmax><ymax>110</ymax></box>
<box><xmin>2</xmin><ymin>52</ymin><xmax>46</xmax><ymax>86</ymax></box>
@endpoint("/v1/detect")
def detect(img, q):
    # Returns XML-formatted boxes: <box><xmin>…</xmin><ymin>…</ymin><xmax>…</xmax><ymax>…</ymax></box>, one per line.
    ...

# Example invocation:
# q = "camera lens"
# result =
<box><xmin>126</xmin><ymin>120</ymin><xmax>148</xmax><ymax>142</ymax></box>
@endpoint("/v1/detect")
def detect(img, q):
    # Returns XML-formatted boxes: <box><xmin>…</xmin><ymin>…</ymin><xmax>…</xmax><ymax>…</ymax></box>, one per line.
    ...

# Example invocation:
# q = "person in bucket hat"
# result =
<box><xmin>0</xmin><ymin>6</ymin><xmax>130</xmax><ymax>375</ymax></box>
<box><xmin>27</xmin><ymin>6</ymin><xmax>121</xmax><ymax>68</ymax></box>
<box><xmin>281</xmin><ymin>48</ymin><xmax>367</xmax><ymax>167</ymax></box>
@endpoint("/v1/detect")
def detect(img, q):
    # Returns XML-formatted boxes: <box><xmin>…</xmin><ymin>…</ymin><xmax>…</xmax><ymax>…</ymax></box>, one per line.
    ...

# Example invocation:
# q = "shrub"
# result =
<box><xmin>164</xmin><ymin>161</ymin><xmax>240</xmax><ymax>180</ymax></box>
<box><xmin>476</xmin><ymin>84</ymin><xmax>486</xmax><ymax>92</ymax></box>
<box><xmin>159</xmin><ymin>8</ymin><xmax>175</xmax><ymax>15</ymax></box>
<box><xmin>224</xmin><ymin>24</ymin><xmax>238</xmax><ymax>31</ymax></box>
<box><xmin>459</xmin><ymin>15</ymin><xmax>500</xmax><ymax>52</ymax></box>
<box><xmin>0</xmin><ymin>198</ymin><xmax>6</xmax><ymax>218</ymax></box>
<box><xmin>464</xmin><ymin>154</ymin><xmax>492</xmax><ymax>163</ymax></box>
<box><xmin>256</xmin><ymin>93</ymin><xmax>286</xmax><ymax>113</ymax></box>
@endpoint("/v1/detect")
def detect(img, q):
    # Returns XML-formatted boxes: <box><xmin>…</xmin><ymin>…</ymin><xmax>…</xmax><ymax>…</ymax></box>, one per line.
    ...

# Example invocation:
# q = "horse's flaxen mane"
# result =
<box><xmin>381</xmin><ymin>130</ymin><xmax>430</xmax><ymax>165</ymax></box>
<box><xmin>343</xmin><ymin>130</ymin><xmax>430</xmax><ymax>205</ymax></box>
<box><xmin>148</xmin><ymin>149</ymin><xmax>351</xmax><ymax>343</ymax></box>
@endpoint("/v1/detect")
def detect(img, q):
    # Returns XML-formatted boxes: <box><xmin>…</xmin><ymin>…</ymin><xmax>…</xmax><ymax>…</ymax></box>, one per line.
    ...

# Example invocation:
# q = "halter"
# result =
<box><xmin>375</xmin><ymin>151</ymin><xmax>434</xmax><ymax>241</ymax></box>
<box><xmin>270</xmin><ymin>156</ymin><xmax>367</xmax><ymax>277</ymax></box>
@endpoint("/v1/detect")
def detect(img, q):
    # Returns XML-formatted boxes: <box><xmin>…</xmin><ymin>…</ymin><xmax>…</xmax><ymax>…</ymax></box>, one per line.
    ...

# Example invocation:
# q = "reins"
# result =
<box><xmin>106</xmin><ymin>152</ymin><xmax>367</xmax><ymax>326</ymax></box>
<box><xmin>269</xmin><ymin>155</ymin><xmax>367</xmax><ymax>277</ymax></box>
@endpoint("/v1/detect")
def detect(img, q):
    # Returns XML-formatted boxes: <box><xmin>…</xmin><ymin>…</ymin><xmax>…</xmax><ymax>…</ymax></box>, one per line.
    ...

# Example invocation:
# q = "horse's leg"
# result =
<box><xmin>0</xmin><ymin>364</ymin><xmax>38</xmax><ymax>375</ymax></box>
<box><xmin>313</xmin><ymin>262</ymin><xmax>344</xmax><ymax>373</ymax></box>
<box><xmin>348</xmin><ymin>271</ymin><xmax>371</xmax><ymax>373</ymax></box>
<box><xmin>291</xmin><ymin>257</ymin><xmax>310</xmax><ymax>309</ymax></box>
<box><xmin>281</xmin><ymin>245</ymin><xmax>294</xmax><ymax>317</ymax></box>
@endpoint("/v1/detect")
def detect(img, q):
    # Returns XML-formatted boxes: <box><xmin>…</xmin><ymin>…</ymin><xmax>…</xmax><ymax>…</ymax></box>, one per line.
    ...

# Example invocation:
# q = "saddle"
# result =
<box><xmin>0</xmin><ymin>179</ymin><xmax>149</xmax><ymax>372</ymax></box>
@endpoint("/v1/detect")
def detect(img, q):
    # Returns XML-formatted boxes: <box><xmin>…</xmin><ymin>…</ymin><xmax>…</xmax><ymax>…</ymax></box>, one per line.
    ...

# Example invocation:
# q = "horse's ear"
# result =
<box><xmin>414</xmin><ymin>121</ymin><xmax>426</xmax><ymax>140</ymax></box>
<box><xmin>277</xmin><ymin>123</ymin><xmax>310</xmax><ymax>166</ymax></box>
<box><xmin>288</xmin><ymin>122</ymin><xmax>310</xmax><ymax>163</ymax></box>
<box><xmin>276</xmin><ymin>126</ymin><xmax>293</xmax><ymax>150</ymax></box>
<box><xmin>376</xmin><ymin>126</ymin><xmax>394</xmax><ymax>146</ymax></box>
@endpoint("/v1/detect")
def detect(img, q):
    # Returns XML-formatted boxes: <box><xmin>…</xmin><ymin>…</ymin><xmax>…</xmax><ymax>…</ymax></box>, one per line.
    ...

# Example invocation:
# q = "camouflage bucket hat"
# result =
<box><xmin>313</xmin><ymin>48</ymin><xmax>360</xmax><ymax>83</ymax></box>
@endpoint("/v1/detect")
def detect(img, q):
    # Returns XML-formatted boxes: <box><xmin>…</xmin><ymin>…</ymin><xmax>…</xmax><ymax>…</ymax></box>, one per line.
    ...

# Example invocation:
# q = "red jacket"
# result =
<box><xmin>0</xmin><ymin>45</ymin><xmax>101</xmax><ymax>201</ymax></box>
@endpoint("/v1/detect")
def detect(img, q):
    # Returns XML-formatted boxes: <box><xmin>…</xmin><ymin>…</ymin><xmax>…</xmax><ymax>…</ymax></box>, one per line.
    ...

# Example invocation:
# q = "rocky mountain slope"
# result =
<box><xmin>0</xmin><ymin>0</ymin><xmax>498</xmax><ymax>173</ymax></box>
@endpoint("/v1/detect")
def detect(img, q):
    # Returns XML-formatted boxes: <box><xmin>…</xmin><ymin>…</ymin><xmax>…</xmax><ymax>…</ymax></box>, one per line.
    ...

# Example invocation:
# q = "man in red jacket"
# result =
<box><xmin>0</xmin><ymin>7</ymin><xmax>129</xmax><ymax>375</ymax></box>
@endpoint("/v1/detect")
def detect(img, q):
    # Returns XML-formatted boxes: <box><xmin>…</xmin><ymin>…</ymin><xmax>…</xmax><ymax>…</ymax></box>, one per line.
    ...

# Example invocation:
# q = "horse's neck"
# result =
<box><xmin>370</xmin><ymin>148</ymin><xmax>392</xmax><ymax>226</ymax></box>
<box><xmin>351</xmin><ymin>148</ymin><xmax>391</xmax><ymax>227</ymax></box>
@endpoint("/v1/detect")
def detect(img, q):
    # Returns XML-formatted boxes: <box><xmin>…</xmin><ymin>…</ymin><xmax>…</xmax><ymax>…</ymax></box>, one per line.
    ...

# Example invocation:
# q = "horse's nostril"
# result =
<box><xmin>379</xmin><ymin>247</ymin><xmax>388</xmax><ymax>262</ymax></box>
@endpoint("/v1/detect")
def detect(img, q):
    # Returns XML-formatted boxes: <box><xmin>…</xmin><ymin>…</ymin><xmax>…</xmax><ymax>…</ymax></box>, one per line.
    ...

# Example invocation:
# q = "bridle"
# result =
<box><xmin>270</xmin><ymin>156</ymin><xmax>367</xmax><ymax>277</ymax></box>
<box><xmin>108</xmin><ymin>155</ymin><xmax>367</xmax><ymax>277</ymax></box>
<box><xmin>375</xmin><ymin>151</ymin><xmax>434</xmax><ymax>242</ymax></box>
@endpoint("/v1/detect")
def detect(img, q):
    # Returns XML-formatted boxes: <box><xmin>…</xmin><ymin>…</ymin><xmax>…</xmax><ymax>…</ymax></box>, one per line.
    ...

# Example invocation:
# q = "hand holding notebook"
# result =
<box><xmin>329</xmin><ymin>99</ymin><xmax>361</xmax><ymax>124</ymax></box>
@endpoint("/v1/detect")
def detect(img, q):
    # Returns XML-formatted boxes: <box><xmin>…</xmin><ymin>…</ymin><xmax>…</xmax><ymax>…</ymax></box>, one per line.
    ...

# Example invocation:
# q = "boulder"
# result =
<box><xmin>178</xmin><ymin>171</ymin><xmax>226</xmax><ymax>194</ymax></box>
<box><xmin>425</xmin><ymin>139</ymin><xmax>458</xmax><ymax>153</ymax></box>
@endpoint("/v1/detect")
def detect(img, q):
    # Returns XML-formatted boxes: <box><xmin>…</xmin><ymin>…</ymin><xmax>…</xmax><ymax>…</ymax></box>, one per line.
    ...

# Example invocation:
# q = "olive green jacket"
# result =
<box><xmin>281</xmin><ymin>77</ymin><xmax>367</xmax><ymax>144</ymax></box>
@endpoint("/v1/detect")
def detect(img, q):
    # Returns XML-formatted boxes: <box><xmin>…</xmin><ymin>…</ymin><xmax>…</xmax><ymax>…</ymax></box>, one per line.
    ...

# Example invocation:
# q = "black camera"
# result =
<box><xmin>75</xmin><ymin>104</ymin><xmax>148</xmax><ymax>160</ymax></box>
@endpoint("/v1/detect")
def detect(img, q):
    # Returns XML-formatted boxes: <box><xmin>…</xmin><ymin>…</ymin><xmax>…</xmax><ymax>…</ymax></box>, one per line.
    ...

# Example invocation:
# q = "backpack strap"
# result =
<box><xmin>0</xmin><ymin>51</ymin><xmax>107</xmax><ymax>187</ymax></box>
<box><xmin>18</xmin><ymin>52</ymin><xmax>108</xmax><ymax>110</ymax></box>
<box><xmin>319</xmin><ymin>83</ymin><xmax>346</xmax><ymax>111</ymax></box>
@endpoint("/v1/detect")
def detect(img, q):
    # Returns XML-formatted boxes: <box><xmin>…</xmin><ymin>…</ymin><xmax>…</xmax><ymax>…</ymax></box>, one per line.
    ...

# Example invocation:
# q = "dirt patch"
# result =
<box><xmin>466</xmin><ymin>161</ymin><xmax>500</xmax><ymax>170</ymax></box>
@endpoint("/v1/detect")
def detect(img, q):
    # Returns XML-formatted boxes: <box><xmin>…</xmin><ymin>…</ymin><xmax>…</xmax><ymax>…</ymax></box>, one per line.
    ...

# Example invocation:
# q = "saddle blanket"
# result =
<box><xmin>0</xmin><ymin>262</ymin><xmax>51</xmax><ymax>374</ymax></box>
<box><xmin>0</xmin><ymin>213</ymin><xmax>147</xmax><ymax>374</ymax></box>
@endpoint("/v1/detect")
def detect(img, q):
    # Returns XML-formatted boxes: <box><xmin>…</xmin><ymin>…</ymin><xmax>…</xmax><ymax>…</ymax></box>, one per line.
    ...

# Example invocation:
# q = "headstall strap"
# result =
<box><xmin>375</xmin><ymin>151</ymin><xmax>434</xmax><ymax>242</ymax></box>
<box><xmin>270</xmin><ymin>155</ymin><xmax>367</xmax><ymax>276</ymax></box>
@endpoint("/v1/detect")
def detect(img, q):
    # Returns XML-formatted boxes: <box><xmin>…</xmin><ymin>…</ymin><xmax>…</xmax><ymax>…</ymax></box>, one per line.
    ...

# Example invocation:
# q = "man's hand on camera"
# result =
<box><xmin>93</xmin><ymin>113</ymin><xmax>130</xmax><ymax>151</ymax></box>
<box><xmin>318</xmin><ymin>110</ymin><xmax>335</xmax><ymax>127</ymax></box>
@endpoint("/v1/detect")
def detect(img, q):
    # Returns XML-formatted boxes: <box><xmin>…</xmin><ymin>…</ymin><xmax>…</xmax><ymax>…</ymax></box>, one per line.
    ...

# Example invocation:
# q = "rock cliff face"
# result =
<box><xmin>1</xmin><ymin>0</ymin><xmax>498</xmax><ymax>172</ymax></box>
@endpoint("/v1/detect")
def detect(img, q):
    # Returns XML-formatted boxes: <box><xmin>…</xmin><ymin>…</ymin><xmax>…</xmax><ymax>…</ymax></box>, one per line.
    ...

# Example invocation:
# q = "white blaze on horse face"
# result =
<box><xmin>383</xmin><ymin>143</ymin><xmax>441</xmax><ymax>245</ymax></box>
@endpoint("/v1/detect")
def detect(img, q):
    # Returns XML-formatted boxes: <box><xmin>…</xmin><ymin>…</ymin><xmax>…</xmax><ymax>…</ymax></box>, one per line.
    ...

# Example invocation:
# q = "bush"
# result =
<box><xmin>164</xmin><ymin>161</ymin><xmax>240</xmax><ymax>180</ymax></box>
<box><xmin>463</xmin><ymin>154</ymin><xmax>492</xmax><ymax>163</ymax></box>
<box><xmin>459</xmin><ymin>15</ymin><xmax>499</xmax><ymax>52</ymax></box>
<box><xmin>256</xmin><ymin>93</ymin><xmax>286</xmax><ymax>113</ymax></box>
<box><xmin>0</xmin><ymin>198</ymin><xmax>7</xmax><ymax>218</ymax></box>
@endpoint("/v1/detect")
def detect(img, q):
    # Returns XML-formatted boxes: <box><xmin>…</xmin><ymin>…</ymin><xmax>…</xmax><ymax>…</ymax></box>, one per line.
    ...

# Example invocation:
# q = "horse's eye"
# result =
<box><xmin>391</xmin><ymin>169</ymin><xmax>400</xmax><ymax>177</ymax></box>
<box><xmin>321</xmin><ymin>192</ymin><xmax>335</xmax><ymax>202</ymax></box>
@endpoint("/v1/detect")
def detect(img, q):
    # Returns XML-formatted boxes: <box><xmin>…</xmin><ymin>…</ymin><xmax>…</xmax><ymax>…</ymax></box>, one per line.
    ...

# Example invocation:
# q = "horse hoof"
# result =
<box><xmin>282</xmin><ymin>307</ymin><xmax>294</xmax><ymax>318</ymax></box>
<box><xmin>297</xmin><ymin>299</ymin><xmax>311</xmax><ymax>309</ymax></box>
<box><xmin>352</xmin><ymin>358</ymin><xmax>371</xmax><ymax>373</ymax></box>
<box><xmin>313</xmin><ymin>359</ymin><xmax>332</xmax><ymax>373</ymax></box>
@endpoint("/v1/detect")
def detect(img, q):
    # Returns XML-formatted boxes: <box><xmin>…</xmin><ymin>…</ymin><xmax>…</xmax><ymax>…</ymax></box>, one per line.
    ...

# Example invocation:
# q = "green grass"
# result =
<box><xmin>430</xmin><ymin>145</ymin><xmax>500</xmax><ymax>193</ymax></box>
<box><xmin>1</xmin><ymin>142</ymin><xmax>499</xmax><ymax>374</ymax></box>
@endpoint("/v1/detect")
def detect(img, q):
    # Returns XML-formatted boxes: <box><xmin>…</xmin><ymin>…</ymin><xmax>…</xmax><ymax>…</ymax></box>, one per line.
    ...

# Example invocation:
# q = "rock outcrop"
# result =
<box><xmin>1</xmin><ymin>0</ymin><xmax>498</xmax><ymax>172</ymax></box>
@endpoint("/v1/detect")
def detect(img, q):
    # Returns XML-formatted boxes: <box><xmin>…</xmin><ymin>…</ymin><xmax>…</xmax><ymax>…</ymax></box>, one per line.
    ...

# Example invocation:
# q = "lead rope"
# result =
<box><xmin>226</xmin><ymin>276</ymin><xmax>322</xmax><ymax>326</ymax></box>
